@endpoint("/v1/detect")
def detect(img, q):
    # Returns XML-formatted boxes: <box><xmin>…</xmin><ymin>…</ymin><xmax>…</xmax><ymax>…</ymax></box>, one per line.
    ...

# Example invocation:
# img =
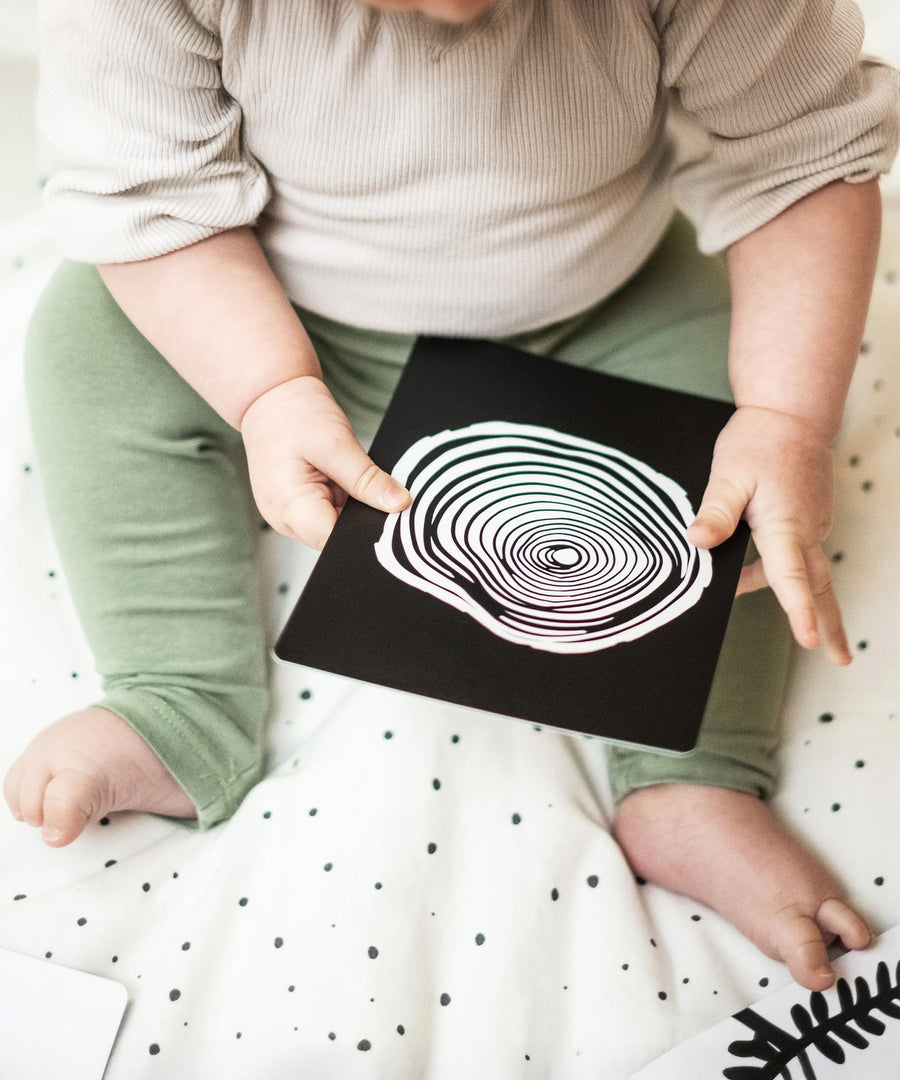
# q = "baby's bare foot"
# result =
<box><xmin>4</xmin><ymin>706</ymin><xmax>196</xmax><ymax>846</ymax></box>
<box><xmin>612</xmin><ymin>783</ymin><xmax>872</xmax><ymax>991</ymax></box>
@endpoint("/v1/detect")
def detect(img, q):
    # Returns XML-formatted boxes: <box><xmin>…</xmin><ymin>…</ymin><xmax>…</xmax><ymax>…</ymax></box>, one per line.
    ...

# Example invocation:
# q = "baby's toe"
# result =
<box><xmin>3</xmin><ymin>757</ymin><xmax>27</xmax><ymax>820</ymax></box>
<box><xmin>816</xmin><ymin>896</ymin><xmax>872</xmax><ymax>951</ymax></box>
<box><xmin>40</xmin><ymin>769</ymin><xmax>106</xmax><ymax>847</ymax></box>
<box><xmin>771</xmin><ymin>907</ymin><xmax>835</xmax><ymax>991</ymax></box>
<box><xmin>15</xmin><ymin>761</ymin><xmax>54</xmax><ymax>828</ymax></box>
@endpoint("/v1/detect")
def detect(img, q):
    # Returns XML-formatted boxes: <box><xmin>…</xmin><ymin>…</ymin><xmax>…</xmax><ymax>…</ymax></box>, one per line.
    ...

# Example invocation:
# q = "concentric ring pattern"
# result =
<box><xmin>374</xmin><ymin>421</ymin><xmax>712</xmax><ymax>653</ymax></box>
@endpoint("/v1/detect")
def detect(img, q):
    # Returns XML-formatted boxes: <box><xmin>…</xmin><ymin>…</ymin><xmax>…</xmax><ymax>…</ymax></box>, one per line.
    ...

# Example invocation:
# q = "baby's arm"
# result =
<box><xmin>98</xmin><ymin>227</ymin><xmax>410</xmax><ymax>548</ymax></box>
<box><xmin>687</xmin><ymin>178</ymin><xmax>882</xmax><ymax>664</ymax></box>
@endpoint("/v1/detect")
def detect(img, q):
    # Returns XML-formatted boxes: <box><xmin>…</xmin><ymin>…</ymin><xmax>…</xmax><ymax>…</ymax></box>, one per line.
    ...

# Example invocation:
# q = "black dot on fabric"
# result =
<box><xmin>236</xmin><ymin>1032</ymin><xmax>241</xmax><ymax>1040</ymax></box>
<box><xmin>635</xmin><ymin>875</ymin><xmax>647</xmax><ymax>886</ymax></box>
<box><xmin>856</xmin><ymin>760</ymin><xmax>866</xmax><ymax>768</ymax></box>
<box><xmin>288</xmin><ymin>985</ymin><xmax>295</xmax><ymax>992</ymax></box>
<box><xmin>274</xmin><ymin>937</ymin><xmax>284</xmax><ymax>949</ymax></box>
<box><xmin>105</xmin><ymin>860</ymin><xmax>117</xmax><ymax>868</ymax></box>
<box><xmin>13</xmin><ymin>894</ymin><xmax>25</xmax><ymax>901</ymax></box>
<box><xmin>239</xmin><ymin>897</ymin><xmax>248</xmax><ymax>907</ymax></box>
<box><xmin>374</xmin><ymin>882</ymin><xmax>383</xmax><ymax>890</ymax></box>
<box><xmin>831</xmin><ymin>803</ymin><xmax>841</xmax><ymax>812</ymax></box>
<box><xmin>142</xmin><ymin>882</ymin><xmax>151</xmax><ymax>892</ymax></box>
<box><xmin>551</xmin><ymin>888</ymin><xmax>559</xmax><ymax>901</ymax></box>
<box><xmin>658</xmin><ymin>991</ymin><xmax>667</xmax><ymax>1001</ymax></box>
<box><xmin>263</xmin><ymin>811</ymin><xmax>272</xmax><ymax>819</ymax></box>
<box><xmin>397</xmin><ymin>1025</ymin><xmax>405</xmax><ymax>1035</ymax></box>
<box><xmin>278</xmin><ymin>582</ymin><xmax>289</xmax><ymax>595</ymax></box>
<box><xmin>440</xmin><ymin>993</ymin><xmax>451</xmax><ymax>1006</ymax></box>
<box><xmin>47</xmin><ymin>570</ymin><xmax>56</xmax><ymax>578</ymax></box>
<box><xmin>875</xmin><ymin>877</ymin><xmax>885</xmax><ymax>886</ymax></box>
<box><xmin>70</xmin><ymin>671</ymin><xmax>78</xmax><ymax>679</ymax></box>
<box><xmin>357</xmin><ymin>1039</ymin><xmax>372</xmax><ymax>1052</ymax></box>
<box><xmin>650</xmin><ymin>939</ymin><xmax>657</xmax><ymax>948</ymax></box>
<box><xmin>759</xmin><ymin>978</ymin><xmax>769</xmax><ymax>987</ymax></box>
<box><xmin>427</xmin><ymin>843</ymin><xmax>437</xmax><ymax>854</ymax></box>
<box><xmin>475</xmin><ymin>933</ymin><xmax>485</xmax><ymax>946</ymax></box>
<box><xmin>857</xmin><ymin>640</ymin><xmax>869</xmax><ymax>650</ymax></box>
<box><xmin>512</xmin><ymin>813</ymin><xmax>522</xmax><ymax>825</ymax></box>
<box><xmin>77</xmin><ymin>917</ymin><xmax>87</xmax><ymax>926</ymax></box>
<box><xmin>819</xmin><ymin>712</ymin><xmax>835</xmax><ymax>723</ymax></box>
<box><xmin>99</xmin><ymin>817</ymin><xmax>110</xmax><ymax>826</ymax></box>
<box><xmin>181</xmin><ymin>942</ymin><xmax>191</xmax><ymax>951</ymax></box>
<box><xmin>451</xmin><ymin>734</ymin><xmax>459</xmax><ymax>743</ymax></box>
<box><xmin>149</xmin><ymin>1044</ymin><xmax>160</xmax><ymax>1056</ymax></box>
<box><xmin>309</xmin><ymin>808</ymin><xmax>317</xmax><ymax>816</ymax></box>
<box><xmin>831</xmin><ymin>551</ymin><xmax>844</xmax><ymax>563</ymax></box>
<box><xmin>682</xmin><ymin>978</ymin><xmax>690</xmax><ymax>984</ymax></box>
<box><xmin>328</xmin><ymin>1032</ymin><xmax>336</xmax><ymax>1041</ymax></box>
<box><xmin>861</xmin><ymin>480</ymin><xmax>874</xmax><ymax>491</ymax></box>
<box><xmin>368</xmin><ymin>946</ymin><xmax>379</xmax><ymax>959</ymax></box>
<box><xmin>45</xmin><ymin>952</ymin><xmax>52</xmax><ymax>959</ymax></box>
<box><xmin>586</xmin><ymin>875</ymin><xmax>598</xmax><ymax>888</ymax></box>
<box><xmin>300</xmin><ymin>689</ymin><xmax>312</xmax><ymax>700</ymax></box>
<box><xmin>111</xmin><ymin>956</ymin><xmax>118</xmax><ymax>963</ymax></box>
<box><xmin>622</xmin><ymin>964</ymin><xmax>629</xmax><ymax>971</ymax></box>
<box><xmin>432</xmin><ymin>779</ymin><xmax>441</xmax><ymax>790</ymax></box>
<box><xmin>169</xmin><ymin>989</ymin><xmax>181</xmax><ymax>1002</ymax></box>
<box><xmin>384</xmin><ymin>731</ymin><xmax>393</xmax><ymax>740</ymax></box>
<box><xmin>691</xmin><ymin>914</ymin><xmax>701</xmax><ymax>922</ymax></box>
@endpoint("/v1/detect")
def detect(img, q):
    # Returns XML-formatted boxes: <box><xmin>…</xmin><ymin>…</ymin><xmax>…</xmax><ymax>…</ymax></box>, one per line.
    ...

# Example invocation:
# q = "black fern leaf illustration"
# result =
<box><xmin>722</xmin><ymin>959</ymin><xmax>900</xmax><ymax>1079</ymax></box>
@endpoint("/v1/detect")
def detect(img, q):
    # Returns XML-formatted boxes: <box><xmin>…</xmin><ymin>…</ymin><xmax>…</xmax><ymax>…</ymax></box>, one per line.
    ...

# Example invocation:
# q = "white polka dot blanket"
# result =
<box><xmin>1</xmin><ymin>52</ymin><xmax>898</xmax><ymax>1080</ymax></box>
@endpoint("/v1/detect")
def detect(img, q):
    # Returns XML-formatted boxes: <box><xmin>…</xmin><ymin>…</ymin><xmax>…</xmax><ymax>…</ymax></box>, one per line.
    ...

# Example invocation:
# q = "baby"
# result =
<box><xmin>5</xmin><ymin>0</ymin><xmax>898</xmax><ymax>992</ymax></box>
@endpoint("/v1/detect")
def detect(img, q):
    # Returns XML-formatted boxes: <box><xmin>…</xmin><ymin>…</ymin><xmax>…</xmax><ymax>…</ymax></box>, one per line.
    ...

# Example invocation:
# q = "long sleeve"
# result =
<box><xmin>657</xmin><ymin>0</ymin><xmax>899</xmax><ymax>253</ymax></box>
<box><xmin>38</xmin><ymin>0</ymin><xmax>270</xmax><ymax>262</ymax></box>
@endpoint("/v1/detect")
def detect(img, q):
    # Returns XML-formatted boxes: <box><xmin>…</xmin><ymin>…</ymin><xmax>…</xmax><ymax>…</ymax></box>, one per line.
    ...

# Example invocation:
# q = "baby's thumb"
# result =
<box><xmin>686</xmin><ymin>477</ymin><xmax>744</xmax><ymax>549</ymax></box>
<box><xmin>331</xmin><ymin>442</ymin><xmax>410</xmax><ymax>514</ymax></box>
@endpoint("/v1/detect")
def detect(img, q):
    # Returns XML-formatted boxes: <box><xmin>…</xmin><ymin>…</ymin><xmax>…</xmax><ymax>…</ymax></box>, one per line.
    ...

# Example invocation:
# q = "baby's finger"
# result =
<box><xmin>735</xmin><ymin>558</ymin><xmax>768</xmax><ymax>596</ymax></box>
<box><xmin>314</xmin><ymin>437</ymin><xmax>410</xmax><ymax>515</ymax></box>
<box><xmin>804</xmin><ymin>546</ymin><xmax>852</xmax><ymax>666</ymax></box>
<box><xmin>751</xmin><ymin>528</ymin><xmax>820</xmax><ymax>651</ymax></box>
<box><xmin>281</xmin><ymin>486</ymin><xmax>341</xmax><ymax>550</ymax></box>
<box><xmin>686</xmin><ymin>472</ymin><xmax>750</xmax><ymax>549</ymax></box>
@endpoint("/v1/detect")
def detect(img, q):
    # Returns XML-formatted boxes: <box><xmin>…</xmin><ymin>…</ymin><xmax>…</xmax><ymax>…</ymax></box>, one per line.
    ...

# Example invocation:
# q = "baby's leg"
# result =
<box><xmin>4</xmin><ymin>263</ymin><xmax>269</xmax><ymax>844</ymax></box>
<box><xmin>510</xmin><ymin>215</ymin><xmax>872</xmax><ymax>990</ymax></box>
<box><xmin>608</xmin><ymin>588</ymin><xmax>871</xmax><ymax>991</ymax></box>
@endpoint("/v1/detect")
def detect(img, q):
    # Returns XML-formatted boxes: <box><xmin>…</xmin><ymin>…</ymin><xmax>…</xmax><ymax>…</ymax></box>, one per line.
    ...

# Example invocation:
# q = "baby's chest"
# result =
<box><xmin>221</xmin><ymin>0</ymin><xmax>662</xmax><ymax>199</ymax></box>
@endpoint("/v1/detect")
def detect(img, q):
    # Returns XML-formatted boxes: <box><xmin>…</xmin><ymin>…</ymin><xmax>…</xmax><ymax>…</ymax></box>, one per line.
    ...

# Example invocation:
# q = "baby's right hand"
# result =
<box><xmin>240</xmin><ymin>375</ymin><xmax>410</xmax><ymax>549</ymax></box>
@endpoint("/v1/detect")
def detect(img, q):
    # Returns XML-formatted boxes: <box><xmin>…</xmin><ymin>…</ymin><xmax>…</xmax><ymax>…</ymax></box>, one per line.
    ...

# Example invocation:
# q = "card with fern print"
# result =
<box><xmin>628</xmin><ymin>925</ymin><xmax>900</xmax><ymax>1079</ymax></box>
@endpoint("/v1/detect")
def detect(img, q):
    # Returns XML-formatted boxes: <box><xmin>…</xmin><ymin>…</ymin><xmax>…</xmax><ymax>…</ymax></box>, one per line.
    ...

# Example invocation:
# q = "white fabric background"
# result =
<box><xmin>0</xmin><ymin>4</ymin><xmax>897</xmax><ymax>1077</ymax></box>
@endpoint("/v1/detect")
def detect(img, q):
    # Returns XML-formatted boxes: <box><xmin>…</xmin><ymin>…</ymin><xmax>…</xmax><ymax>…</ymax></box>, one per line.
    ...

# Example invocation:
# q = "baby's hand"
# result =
<box><xmin>240</xmin><ymin>375</ymin><xmax>410</xmax><ymax>549</ymax></box>
<box><xmin>686</xmin><ymin>405</ymin><xmax>851</xmax><ymax>665</ymax></box>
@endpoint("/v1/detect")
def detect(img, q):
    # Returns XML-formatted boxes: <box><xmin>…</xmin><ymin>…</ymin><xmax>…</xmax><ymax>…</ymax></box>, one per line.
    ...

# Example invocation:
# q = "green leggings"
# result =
<box><xmin>25</xmin><ymin>216</ymin><xmax>792</xmax><ymax>829</ymax></box>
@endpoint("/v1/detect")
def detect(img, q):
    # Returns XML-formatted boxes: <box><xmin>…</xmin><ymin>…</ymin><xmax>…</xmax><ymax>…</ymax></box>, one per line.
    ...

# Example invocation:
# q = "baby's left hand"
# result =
<box><xmin>686</xmin><ymin>405</ymin><xmax>851</xmax><ymax>665</ymax></box>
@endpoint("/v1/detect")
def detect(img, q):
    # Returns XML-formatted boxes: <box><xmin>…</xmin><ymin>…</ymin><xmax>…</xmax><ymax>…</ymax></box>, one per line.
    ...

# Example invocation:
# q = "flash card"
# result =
<box><xmin>276</xmin><ymin>337</ymin><xmax>747</xmax><ymax>753</ymax></box>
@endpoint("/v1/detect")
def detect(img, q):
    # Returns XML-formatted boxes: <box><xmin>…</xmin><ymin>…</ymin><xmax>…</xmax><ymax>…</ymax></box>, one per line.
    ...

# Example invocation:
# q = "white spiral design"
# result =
<box><xmin>374</xmin><ymin>421</ymin><xmax>711</xmax><ymax>653</ymax></box>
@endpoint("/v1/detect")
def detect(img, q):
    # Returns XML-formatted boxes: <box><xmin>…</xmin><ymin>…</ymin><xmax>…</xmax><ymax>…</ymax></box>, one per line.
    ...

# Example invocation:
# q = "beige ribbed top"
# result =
<box><xmin>38</xmin><ymin>0</ymin><xmax>899</xmax><ymax>336</ymax></box>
